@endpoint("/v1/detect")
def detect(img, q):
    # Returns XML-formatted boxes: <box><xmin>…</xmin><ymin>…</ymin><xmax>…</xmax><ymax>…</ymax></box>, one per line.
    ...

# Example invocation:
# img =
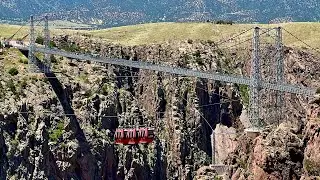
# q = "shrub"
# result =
<box><xmin>19</xmin><ymin>58</ymin><xmax>28</xmax><ymax>64</ymax></box>
<box><xmin>195</xmin><ymin>57</ymin><xmax>204</xmax><ymax>66</ymax></box>
<box><xmin>239</xmin><ymin>84</ymin><xmax>249</xmax><ymax>106</ymax></box>
<box><xmin>79</xmin><ymin>74</ymin><xmax>90</xmax><ymax>84</ymax></box>
<box><xmin>316</xmin><ymin>88</ymin><xmax>320</xmax><ymax>94</ymax></box>
<box><xmin>11</xmin><ymin>139</ymin><xmax>18</xmax><ymax>148</ymax></box>
<box><xmin>7</xmin><ymin>79</ymin><xmax>16</xmax><ymax>94</ymax></box>
<box><xmin>8</xmin><ymin>68</ymin><xmax>19</xmax><ymax>76</ymax></box>
<box><xmin>50</xmin><ymin>55</ymin><xmax>57</xmax><ymax>63</ymax></box>
<box><xmin>49</xmin><ymin>41</ymin><xmax>57</xmax><ymax>48</ymax></box>
<box><xmin>36</xmin><ymin>36</ymin><xmax>44</xmax><ymax>45</ymax></box>
<box><xmin>215</xmin><ymin>20</ymin><xmax>233</xmax><ymax>25</ymax></box>
<box><xmin>60</xmin><ymin>42</ymin><xmax>80</xmax><ymax>52</ymax></box>
<box><xmin>193</xmin><ymin>50</ymin><xmax>201</xmax><ymax>58</ymax></box>
<box><xmin>85</xmin><ymin>89</ymin><xmax>93</xmax><ymax>98</ymax></box>
<box><xmin>36</xmin><ymin>36</ymin><xmax>56</xmax><ymax>48</ymax></box>
<box><xmin>102</xmin><ymin>83</ymin><xmax>114</xmax><ymax>95</ymax></box>
<box><xmin>20</xmin><ymin>78</ymin><xmax>28</xmax><ymax>89</ymax></box>
<box><xmin>207</xmin><ymin>40</ymin><xmax>215</xmax><ymax>45</ymax></box>
<box><xmin>49</xmin><ymin>121</ymin><xmax>64</xmax><ymax>142</ymax></box>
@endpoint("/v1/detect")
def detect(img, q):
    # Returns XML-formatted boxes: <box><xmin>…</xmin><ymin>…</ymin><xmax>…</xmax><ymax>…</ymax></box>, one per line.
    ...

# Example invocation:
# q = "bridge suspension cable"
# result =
<box><xmin>282</xmin><ymin>28</ymin><xmax>320</xmax><ymax>54</ymax></box>
<box><xmin>215</xmin><ymin>27</ymin><xmax>253</xmax><ymax>46</ymax></box>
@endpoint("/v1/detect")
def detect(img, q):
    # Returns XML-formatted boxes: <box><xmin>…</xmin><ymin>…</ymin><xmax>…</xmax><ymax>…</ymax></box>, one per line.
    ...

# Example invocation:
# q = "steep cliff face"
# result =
<box><xmin>0</xmin><ymin>38</ymin><xmax>244</xmax><ymax>179</ymax></box>
<box><xmin>223</xmin><ymin>46</ymin><xmax>320</xmax><ymax>180</ymax></box>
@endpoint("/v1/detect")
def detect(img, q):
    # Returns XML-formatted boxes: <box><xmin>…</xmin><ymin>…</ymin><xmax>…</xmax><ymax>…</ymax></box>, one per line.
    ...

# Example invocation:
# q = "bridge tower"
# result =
<box><xmin>249</xmin><ymin>27</ymin><xmax>263</xmax><ymax>130</ymax></box>
<box><xmin>28</xmin><ymin>15</ymin><xmax>37</xmax><ymax>72</ymax></box>
<box><xmin>43</xmin><ymin>15</ymin><xmax>51</xmax><ymax>73</ymax></box>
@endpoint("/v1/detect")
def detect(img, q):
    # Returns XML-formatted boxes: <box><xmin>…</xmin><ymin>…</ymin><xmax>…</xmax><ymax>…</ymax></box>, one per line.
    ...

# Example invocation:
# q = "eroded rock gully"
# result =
<box><xmin>0</xmin><ymin>36</ymin><xmax>319</xmax><ymax>179</ymax></box>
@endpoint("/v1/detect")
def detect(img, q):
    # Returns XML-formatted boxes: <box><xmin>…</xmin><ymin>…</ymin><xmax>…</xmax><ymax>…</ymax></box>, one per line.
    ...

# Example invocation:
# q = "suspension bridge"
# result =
<box><xmin>1</xmin><ymin>15</ymin><xmax>318</xmax><ymax>147</ymax></box>
<box><xmin>2</xmin><ymin>16</ymin><xmax>317</xmax><ymax>129</ymax></box>
<box><xmin>1</xmin><ymin>15</ymin><xmax>319</xmax><ymax>169</ymax></box>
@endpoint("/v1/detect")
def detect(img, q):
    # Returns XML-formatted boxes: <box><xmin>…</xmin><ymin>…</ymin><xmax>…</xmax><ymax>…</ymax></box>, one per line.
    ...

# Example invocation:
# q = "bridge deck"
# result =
<box><xmin>9</xmin><ymin>42</ymin><xmax>316</xmax><ymax>96</ymax></box>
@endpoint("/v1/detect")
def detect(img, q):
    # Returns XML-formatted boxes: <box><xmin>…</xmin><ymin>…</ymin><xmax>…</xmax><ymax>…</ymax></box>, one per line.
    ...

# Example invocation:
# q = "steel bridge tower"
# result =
<box><xmin>44</xmin><ymin>15</ymin><xmax>51</xmax><ymax>73</ymax></box>
<box><xmin>249</xmin><ymin>27</ymin><xmax>262</xmax><ymax>129</ymax></box>
<box><xmin>249</xmin><ymin>27</ymin><xmax>285</xmax><ymax>130</ymax></box>
<box><xmin>28</xmin><ymin>15</ymin><xmax>51</xmax><ymax>73</ymax></box>
<box><xmin>28</xmin><ymin>15</ymin><xmax>37</xmax><ymax>72</ymax></box>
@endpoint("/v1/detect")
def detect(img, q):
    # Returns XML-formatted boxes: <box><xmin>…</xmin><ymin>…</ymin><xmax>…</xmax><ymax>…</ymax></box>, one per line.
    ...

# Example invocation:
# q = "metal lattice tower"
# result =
<box><xmin>249</xmin><ymin>27</ymin><xmax>263</xmax><ymax>129</ymax></box>
<box><xmin>28</xmin><ymin>15</ymin><xmax>37</xmax><ymax>72</ymax></box>
<box><xmin>44</xmin><ymin>15</ymin><xmax>51</xmax><ymax>73</ymax></box>
<box><xmin>275</xmin><ymin>27</ymin><xmax>285</xmax><ymax>124</ymax></box>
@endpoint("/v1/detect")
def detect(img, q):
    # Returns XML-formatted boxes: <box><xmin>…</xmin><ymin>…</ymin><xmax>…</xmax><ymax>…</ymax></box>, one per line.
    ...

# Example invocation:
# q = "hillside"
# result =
<box><xmin>1</xmin><ymin>0</ymin><xmax>320</xmax><ymax>27</ymax></box>
<box><xmin>87</xmin><ymin>22</ymin><xmax>320</xmax><ymax>48</ymax></box>
<box><xmin>2</xmin><ymin>22</ymin><xmax>320</xmax><ymax>50</ymax></box>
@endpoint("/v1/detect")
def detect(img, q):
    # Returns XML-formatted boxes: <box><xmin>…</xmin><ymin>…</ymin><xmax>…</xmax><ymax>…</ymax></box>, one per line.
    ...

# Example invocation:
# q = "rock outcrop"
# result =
<box><xmin>302</xmin><ymin>118</ymin><xmax>320</xmax><ymax>178</ymax></box>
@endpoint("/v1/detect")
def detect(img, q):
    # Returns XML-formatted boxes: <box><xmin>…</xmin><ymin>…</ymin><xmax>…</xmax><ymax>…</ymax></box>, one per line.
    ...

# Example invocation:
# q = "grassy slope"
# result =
<box><xmin>0</xmin><ymin>20</ymin><xmax>89</xmax><ymax>39</ymax></box>
<box><xmin>1</xmin><ymin>22</ymin><xmax>320</xmax><ymax>50</ymax></box>
<box><xmin>87</xmin><ymin>22</ymin><xmax>320</xmax><ymax>49</ymax></box>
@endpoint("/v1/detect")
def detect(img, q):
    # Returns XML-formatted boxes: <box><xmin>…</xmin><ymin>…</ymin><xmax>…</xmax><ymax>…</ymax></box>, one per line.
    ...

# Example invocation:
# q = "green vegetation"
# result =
<box><xmin>36</xmin><ymin>36</ymin><xmax>44</xmax><ymax>45</ymax></box>
<box><xmin>239</xmin><ymin>84</ymin><xmax>249</xmax><ymax>106</ymax></box>
<box><xmin>50</xmin><ymin>55</ymin><xmax>57</xmax><ymax>64</ymax></box>
<box><xmin>7</xmin><ymin>138</ymin><xmax>19</xmax><ymax>158</ymax></box>
<box><xmin>316</xmin><ymin>88</ymin><xmax>320</xmax><ymax>94</ymax></box>
<box><xmin>7</xmin><ymin>79</ymin><xmax>16</xmax><ymax>94</ymax></box>
<box><xmin>195</xmin><ymin>57</ymin><xmax>204</xmax><ymax>66</ymax></box>
<box><xmin>19</xmin><ymin>77</ymin><xmax>28</xmax><ymax>89</ymax></box>
<box><xmin>215</xmin><ymin>20</ymin><xmax>234</xmax><ymax>25</ymax></box>
<box><xmin>36</xmin><ymin>36</ymin><xmax>57</xmax><ymax>48</ymax></box>
<box><xmin>49</xmin><ymin>41</ymin><xmax>57</xmax><ymax>48</ymax></box>
<box><xmin>35</xmin><ymin>52</ymin><xmax>44</xmax><ymax>60</ymax></box>
<box><xmin>79</xmin><ymin>74</ymin><xmax>90</xmax><ymax>84</ymax></box>
<box><xmin>193</xmin><ymin>50</ymin><xmax>201</xmax><ymax>58</ymax></box>
<box><xmin>59</xmin><ymin>42</ymin><xmax>80</xmax><ymax>52</ymax></box>
<box><xmin>19</xmin><ymin>58</ymin><xmax>28</xmax><ymax>64</ymax></box>
<box><xmin>87</xmin><ymin>89</ymin><xmax>93</xmax><ymax>97</ymax></box>
<box><xmin>49</xmin><ymin>121</ymin><xmax>64</xmax><ymax>142</ymax></box>
<box><xmin>304</xmin><ymin>159</ymin><xmax>320</xmax><ymax>176</ymax></box>
<box><xmin>11</xmin><ymin>139</ymin><xmax>18</xmax><ymax>148</ymax></box>
<box><xmin>101</xmin><ymin>83</ymin><xmax>115</xmax><ymax>95</ymax></box>
<box><xmin>238</xmin><ymin>157</ymin><xmax>249</xmax><ymax>170</ymax></box>
<box><xmin>8</xmin><ymin>67</ymin><xmax>19</xmax><ymax>76</ymax></box>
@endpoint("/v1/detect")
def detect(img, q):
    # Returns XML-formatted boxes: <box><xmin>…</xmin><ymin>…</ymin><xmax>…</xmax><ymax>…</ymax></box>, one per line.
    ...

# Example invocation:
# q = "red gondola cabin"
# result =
<box><xmin>115</xmin><ymin>127</ymin><xmax>154</xmax><ymax>145</ymax></box>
